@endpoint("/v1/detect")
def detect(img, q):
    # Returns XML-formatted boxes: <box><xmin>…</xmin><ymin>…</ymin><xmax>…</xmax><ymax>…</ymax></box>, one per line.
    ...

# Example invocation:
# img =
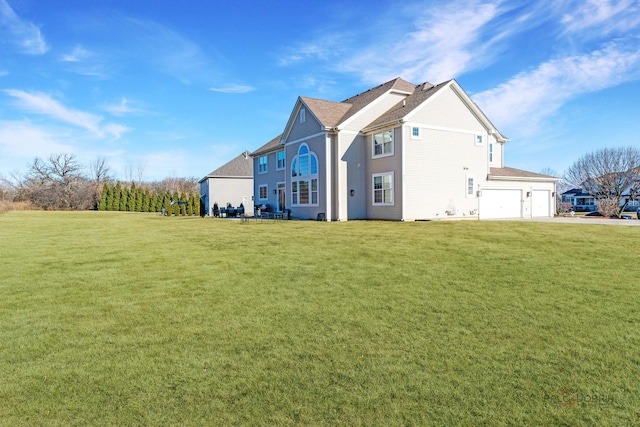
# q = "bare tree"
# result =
<box><xmin>565</xmin><ymin>146</ymin><xmax>640</xmax><ymax>216</ymax></box>
<box><xmin>136</xmin><ymin>160</ymin><xmax>147</xmax><ymax>186</ymax></box>
<box><xmin>23</xmin><ymin>154</ymin><xmax>91</xmax><ymax>210</ymax></box>
<box><xmin>89</xmin><ymin>157</ymin><xmax>113</xmax><ymax>184</ymax></box>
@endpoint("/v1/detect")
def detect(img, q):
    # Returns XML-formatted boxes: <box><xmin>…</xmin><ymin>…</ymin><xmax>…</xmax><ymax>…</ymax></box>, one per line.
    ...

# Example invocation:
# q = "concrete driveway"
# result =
<box><xmin>525</xmin><ymin>216</ymin><xmax>640</xmax><ymax>226</ymax></box>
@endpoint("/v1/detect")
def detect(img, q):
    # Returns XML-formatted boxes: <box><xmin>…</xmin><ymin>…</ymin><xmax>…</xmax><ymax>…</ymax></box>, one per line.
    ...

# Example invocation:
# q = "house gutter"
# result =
<box><xmin>361</xmin><ymin>119</ymin><xmax>405</xmax><ymax>134</ymax></box>
<box><xmin>488</xmin><ymin>175</ymin><xmax>560</xmax><ymax>182</ymax></box>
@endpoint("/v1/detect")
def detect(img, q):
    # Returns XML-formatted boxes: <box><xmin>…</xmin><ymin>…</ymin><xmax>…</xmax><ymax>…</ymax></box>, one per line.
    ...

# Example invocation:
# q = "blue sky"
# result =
<box><xmin>1</xmin><ymin>0</ymin><xmax>639</xmax><ymax>181</ymax></box>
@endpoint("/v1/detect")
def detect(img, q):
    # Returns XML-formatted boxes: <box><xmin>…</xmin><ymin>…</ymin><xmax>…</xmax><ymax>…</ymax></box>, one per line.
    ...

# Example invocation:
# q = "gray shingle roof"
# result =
<box><xmin>489</xmin><ymin>167</ymin><xmax>559</xmax><ymax>180</ymax></box>
<box><xmin>250</xmin><ymin>134</ymin><xmax>283</xmax><ymax>157</ymax></box>
<box><xmin>295</xmin><ymin>78</ymin><xmax>419</xmax><ymax>130</ymax></box>
<box><xmin>363</xmin><ymin>81</ymin><xmax>448</xmax><ymax>130</ymax></box>
<box><xmin>299</xmin><ymin>97</ymin><xmax>352</xmax><ymax>128</ymax></box>
<box><xmin>200</xmin><ymin>150</ymin><xmax>253</xmax><ymax>181</ymax></box>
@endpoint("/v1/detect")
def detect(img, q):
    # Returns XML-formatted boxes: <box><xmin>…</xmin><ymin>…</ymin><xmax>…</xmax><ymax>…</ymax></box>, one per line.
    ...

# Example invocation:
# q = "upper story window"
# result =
<box><xmin>475</xmin><ymin>134</ymin><xmax>485</xmax><ymax>146</ymax></box>
<box><xmin>411</xmin><ymin>127</ymin><xmax>420</xmax><ymax>139</ymax></box>
<box><xmin>372</xmin><ymin>172</ymin><xmax>394</xmax><ymax>205</ymax></box>
<box><xmin>258</xmin><ymin>155</ymin><xmax>268</xmax><ymax>174</ymax></box>
<box><xmin>299</xmin><ymin>108</ymin><xmax>306</xmax><ymax>123</ymax></box>
<box><xmin>291</xmin><ymin>143</ymin><xmax>318</xmax><ymax>206</ymax></box>
<box><xmin>277</xmin><ymin>150</ymin><xmax>285</xmax><ymax>170</ymax></box>
<box><xmin>373</xmin><ymin>130</ymin><xmax>394</xmax><ymax>158</ymax></box>
<box><xmin>489</xmin><ymin>143</ymin><xmax>494</xmax><ymax>163</ymax></box>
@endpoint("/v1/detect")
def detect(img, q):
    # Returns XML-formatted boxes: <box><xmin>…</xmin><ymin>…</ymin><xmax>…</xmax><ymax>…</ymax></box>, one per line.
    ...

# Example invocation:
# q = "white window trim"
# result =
<box><xmin>475</xmin><ymin>134</ymin><xmax>485</xmax><ymax>146</ymax></box>
<box><xmin>276</xmin><ymin>150</ymin><xmax>285</xmax><ymax>170</ymax></box>
<box><xmin>410</xmin><ymin>126</ymin><xmax>421</xmax><ymax>140</ymax></box>
<box><xmin>258</xmin><ymin>155</ymin><xmax>268</xmax><ymax>174</ymax></box>
<box><xmin>300</xmin><ymin>108</ymin><xmax>306</xmax><ymax>123</ymax></box>
<box><xmin>465</xmin><ymin>174</ymin><xmax>475</xmax><ymax>198</ymax></box>
<box><xmin>291</xmin><ymin>143</ymin><xmax>319</xmax><ymax>207</ymax></box>
<box><xmin>258</xmin><ymin>184</ymin><xmax>268</xmax><ymax>200</ymax></box>
<box><xmin>372</xmin><ymin>172</ymin><xmax>394</xmax><ymax>206</ymax></box>
<box><xmin>372</xmin><ymin>129</ymin><xmax>394</xmax><ymax>159</ymax></box>
<box><xmin>489</xmin><ymin>143</ymin><xmax>494</xmax><ymax>163</ymax></box>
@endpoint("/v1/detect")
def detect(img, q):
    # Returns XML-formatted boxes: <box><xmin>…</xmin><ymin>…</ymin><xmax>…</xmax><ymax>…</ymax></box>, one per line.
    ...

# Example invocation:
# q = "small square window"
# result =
<box><xmin>475</xmin><ymin>134</ymin><xmax>484</xmax><ymax>146</ymax></box>
<box><xmin>411</xmin><ymin>127</ymin><xmax>420</xmax><ymax>139</ymax></box>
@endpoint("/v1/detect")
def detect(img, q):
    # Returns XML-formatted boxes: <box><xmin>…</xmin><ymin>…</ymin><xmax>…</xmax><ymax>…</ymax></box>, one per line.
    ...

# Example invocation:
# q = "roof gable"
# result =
<box><xmin>300</xmin><ymin>97</ymin><xmax>352</xmax><ymax>128</ymax></box>
<box><xmin>280</xmin><ymin>78</ymin><xmax>418</xmax><ymax>142</ymax></box>
<box><xmin>200</xmin><ymin>150</ymin><xmax>253</xmax><ymax>182</ymax></box>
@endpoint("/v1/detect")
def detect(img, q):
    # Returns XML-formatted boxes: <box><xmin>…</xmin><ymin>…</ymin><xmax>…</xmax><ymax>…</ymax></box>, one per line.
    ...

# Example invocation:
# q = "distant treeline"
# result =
<box><xmin>98</xmin><ymin>182</ymin><xmax>200</xmax><ymax>216</ymax></box>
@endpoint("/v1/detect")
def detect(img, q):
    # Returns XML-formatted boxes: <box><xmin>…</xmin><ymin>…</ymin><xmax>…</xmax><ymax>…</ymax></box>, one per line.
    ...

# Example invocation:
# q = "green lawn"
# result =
<box><xmin>1</xmin><ymin>211</ymin><xmax>639</xmax><ymax>426</ymax></box>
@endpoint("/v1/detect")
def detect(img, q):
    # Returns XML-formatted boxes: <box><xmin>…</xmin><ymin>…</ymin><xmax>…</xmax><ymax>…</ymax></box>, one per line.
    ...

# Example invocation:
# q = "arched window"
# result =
<box><xmin>291</xmin><ymin>143</ymin><xmax>319</xmax><ymax>206</ymax></box>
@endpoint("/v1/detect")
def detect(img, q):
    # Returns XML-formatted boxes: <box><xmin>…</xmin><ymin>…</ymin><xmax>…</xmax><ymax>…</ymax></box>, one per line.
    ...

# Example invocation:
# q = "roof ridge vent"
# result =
<box><xmin>421</xmin><ymin>82</ymin><xmax>434</xmax><ymax>91</ymax></box>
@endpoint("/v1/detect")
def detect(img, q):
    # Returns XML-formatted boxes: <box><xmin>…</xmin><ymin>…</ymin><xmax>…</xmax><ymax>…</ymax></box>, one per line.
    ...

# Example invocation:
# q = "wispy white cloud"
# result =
<box><xmin>278</xmin><ymin>0</ymin><xmax>534</xmax><ymax>84</ymax></box>
<box><xmin>0</xmin><ymin>0</ymin><xmax>47</xmax><ymax>55</ymax></box>
<box><xmin>59</xmin><ymin>45</ymin><xmax>110</xmax><ymax>78</ymax></box>
<box><xmin>209</xmin><ymin>84</ymin><xmax>255</xmax><ymax>94</ymax></box>
<box><xmin>472</xmin><ymin>40</ymin><xmax>640</xmax><ymax>132</ymax></box>
<box><xmin>561</xmin><ymin>0</ymin><xmax>640</xmax><ymax>35</ymax></box>
<box><xmin>60</xmin><ymin>45</ymin><xmax>93</xmax><ymax>63</ymax></box>
<box><xmin>101</xmin><ymin>98</ymin><xmax>148</xmax><ymax>116</ymax></box>
<box><xmin>125</xmin><ymin>17</ymin><xmax>220</xmax><ymax>85</ymax></box>
<box><xmin>0</xmin><ymin>120</ymin><xmax>72</xmax><ymax>158</ymax></box>
<box><xmin>3</xmin><ymin>89</ymin><xmax>130</xmax><ymax>139</ymax></box>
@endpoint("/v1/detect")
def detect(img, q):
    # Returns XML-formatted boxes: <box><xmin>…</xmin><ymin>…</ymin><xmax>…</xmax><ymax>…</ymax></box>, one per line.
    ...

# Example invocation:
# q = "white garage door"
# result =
<box><xmin>532</xmin><ymin>190</ymin><xmax>551</xmax><ymax>217</ymax></box>
<box><xmin>480</xmin><ymin>189</ymin><xmax>522</xmax><ymax>219</ymax></box>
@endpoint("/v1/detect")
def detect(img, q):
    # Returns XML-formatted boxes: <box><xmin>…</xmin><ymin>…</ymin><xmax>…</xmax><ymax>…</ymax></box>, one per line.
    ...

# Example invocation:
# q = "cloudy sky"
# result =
<box><xmin>1</xmin><ymin>0</ymin><xmax>639</xmax><ymax>181</ymax></box>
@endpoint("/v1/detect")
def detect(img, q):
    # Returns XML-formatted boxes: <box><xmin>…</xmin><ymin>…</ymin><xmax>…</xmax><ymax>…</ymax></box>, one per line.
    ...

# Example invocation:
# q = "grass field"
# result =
<box><xmin>1</xmin><ymin>211</ymin><xmax>639</xmax><ymax>426</ymax></box>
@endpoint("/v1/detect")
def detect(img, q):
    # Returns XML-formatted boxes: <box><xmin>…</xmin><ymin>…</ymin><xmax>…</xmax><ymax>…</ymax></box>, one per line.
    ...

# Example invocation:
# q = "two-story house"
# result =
<box><xmin>251</xmin><ymin>78</ymin><xmax>558</xmax><ymax>221</ymax></box>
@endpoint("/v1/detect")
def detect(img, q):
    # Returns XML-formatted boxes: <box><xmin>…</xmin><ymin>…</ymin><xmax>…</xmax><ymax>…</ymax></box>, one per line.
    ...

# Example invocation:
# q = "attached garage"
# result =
<box><xmin>479</xmin><ymin>189</ymin><xmax>523</xmax><ymax>219</ymax></box>
<box><xmin>532</xmin><ymin>190</ymin><xmax>551</xmax><ymax>217</ymax></box>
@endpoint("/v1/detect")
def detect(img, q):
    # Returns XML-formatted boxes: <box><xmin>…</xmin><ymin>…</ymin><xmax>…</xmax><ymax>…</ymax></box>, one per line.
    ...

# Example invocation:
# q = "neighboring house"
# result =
<box><xmin>251</xmin><ymin>78</ymin><xmax>558</xmax><ymax>221</ymax></box>
<box><xmin>561</xmin><ymin>188</ymin><xmax>596</xmax><ymax>211</ymax></box>
<box><xmin>563</xmin><ymin>184</ymin><xmax>640</xmax><ymax>212</ymax></box>
<box><xmin>199</xmin><ymin>151</ymin><xmax>254</xmax><ymax>216</ymax></box>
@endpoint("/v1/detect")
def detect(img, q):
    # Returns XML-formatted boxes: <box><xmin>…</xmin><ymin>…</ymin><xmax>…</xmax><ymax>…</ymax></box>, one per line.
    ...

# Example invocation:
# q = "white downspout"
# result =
<box><xmin>325</xmin><ymin>133</ymin><xmax>332</xmax><ymax>222</ymax></box>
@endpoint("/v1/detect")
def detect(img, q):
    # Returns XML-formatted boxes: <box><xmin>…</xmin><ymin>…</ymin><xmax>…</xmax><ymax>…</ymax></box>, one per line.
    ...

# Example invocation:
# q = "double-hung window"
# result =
<box><xmin>258</xmin><ymin>155</ymin><xmax>268</xmax><ymax>174</ymax></box>
<box><xmin>373</xmin><ymin>130</ymin><xmax>393</xmax><ymax>157</ymax></box>
<box><xmin>466</xmin><ymin>175</ymin><xmax>475</xmax><ymax>198</ymax></box>
<box><xmin>259</xmin><ymin>184</ymin><xmax>268</xmax><ymax>200</ymax></box>
<box><xmin>291</xmin><ymin>143</ymin><xmax>318</xmax><ymax>206</ymax></box>
<box><xmin>372</xmin><ymin>172</ymin><xmax>393</xmax><ymax>205</ymax></box>
<box><xmin>277</xmin><ymin>151</ymin><xmax>285</xmax><ymax>170</ymax></box>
